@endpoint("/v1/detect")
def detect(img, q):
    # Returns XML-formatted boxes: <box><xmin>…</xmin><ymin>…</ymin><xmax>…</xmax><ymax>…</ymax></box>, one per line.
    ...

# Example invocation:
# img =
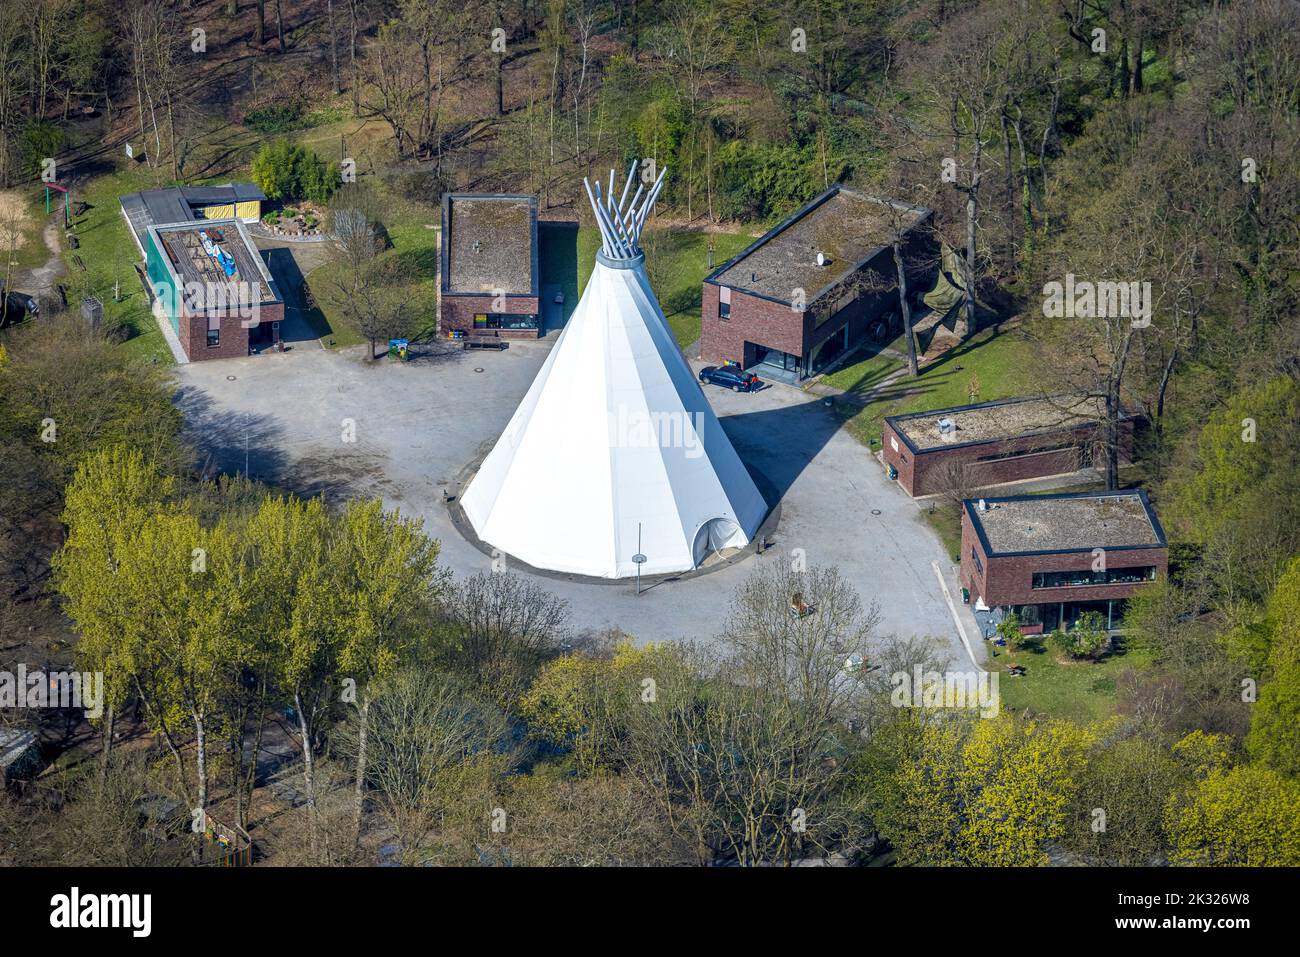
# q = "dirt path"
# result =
<box><xmin>11</xmin><ymin>219</ymin><xmax>66</xmax><ymax>299</ymax></box>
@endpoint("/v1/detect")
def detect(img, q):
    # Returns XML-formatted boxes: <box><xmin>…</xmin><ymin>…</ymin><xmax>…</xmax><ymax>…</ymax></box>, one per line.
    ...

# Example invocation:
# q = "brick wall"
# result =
<box><xmin>960</xmin><ymin>507</ymin><xmax>1168</xmax><ymax>608</ymax></box>
<box><xmin>884</xmin><ymin>419</ymin><xmax>1135</xmax><ymax>497</ymax></box>
<box><xmin>440</xmin><ymin>294</ymin><xmax>541</xmax><ymax>338</ymax></box>
<box><xmin>881</xmin><ymin>421</ymin><xmax>917</xmax><ymax>491</ymax></box>
<box><xmin>700</xmin><ymin>284</ymin><xmax>804</xmax><ymax>367</ymax></box>
<box><xmin>701</xmin><ymin>224</ymin><xmax>938</xmax><ymax>374</ymax></box>
<box><xmin>178</xmin><ymin>301</ymin><xmax>284</xmax><ymax>361</ymax></box>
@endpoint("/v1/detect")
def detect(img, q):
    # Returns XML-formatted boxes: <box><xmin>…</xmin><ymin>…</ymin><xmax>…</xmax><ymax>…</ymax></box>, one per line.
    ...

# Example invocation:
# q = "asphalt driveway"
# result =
<box><xmin>173</xmin><ymin>339</ymin><xmax>968</xmax><ymax>663</ymax></box>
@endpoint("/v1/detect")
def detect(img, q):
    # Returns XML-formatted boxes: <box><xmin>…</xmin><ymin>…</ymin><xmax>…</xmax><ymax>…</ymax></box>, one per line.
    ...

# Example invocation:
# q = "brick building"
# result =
<box><xmin>960</xmin><ymin>489</ymin><xmax>1168</xmax><ymax>633</ymax></box>
<box><xmin>439</xmin><ymin>193</ymin><xmax>541</xmax><ymax>339</ymax></box>
<box><xmin>882</xmin><ymin>393</ymin><xmax>1135</xmax><ymax>498</ymax></box>
<box><xmin>144</xmin><ymin>219</ymin><xmax>283</xmax><ymax>361</ymax></box>
<box><xmin>700</xmin><ymin>185</ymin><xmax>935</xmax><ymax>382</ymax></box>
<box><xmin>120</xmin><ymin>183</ymin><xmax>267</xmax><ymax>253</ymax></box>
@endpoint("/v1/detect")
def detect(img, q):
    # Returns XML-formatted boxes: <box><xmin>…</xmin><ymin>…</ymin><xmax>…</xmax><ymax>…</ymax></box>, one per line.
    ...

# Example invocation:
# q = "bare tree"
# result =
<box><xmin>619</xmin><ymin>563</ymin><xmax>881</xmax><ymax>865</ymax></box>
<box><xmin>908</xmin><ymin>5</ymin><xmax>1011</xmax><ymax>339</ymax></box>
<box><xmin>337</xmin><ymin>669</ymin><xmax>512</xmax><ymax>864</ymax></box>
<box><xmin>439</xmin><ymin>571</ymin><xmax>569</xmax><ymax>707</ymax></box>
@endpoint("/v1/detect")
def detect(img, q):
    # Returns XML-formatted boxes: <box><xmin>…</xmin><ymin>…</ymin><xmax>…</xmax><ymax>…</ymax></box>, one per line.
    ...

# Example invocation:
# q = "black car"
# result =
<box><xmin>699</xmin><ymin>365</ymin><xmax>761</xmax><ymax>392</ymax></box>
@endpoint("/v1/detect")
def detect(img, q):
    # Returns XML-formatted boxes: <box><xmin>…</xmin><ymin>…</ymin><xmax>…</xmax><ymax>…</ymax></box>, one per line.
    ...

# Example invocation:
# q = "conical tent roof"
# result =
<box><xmin>460</xmin><ymin>165</ymin><xmax>767</xmax><ymax>578</ymax></box>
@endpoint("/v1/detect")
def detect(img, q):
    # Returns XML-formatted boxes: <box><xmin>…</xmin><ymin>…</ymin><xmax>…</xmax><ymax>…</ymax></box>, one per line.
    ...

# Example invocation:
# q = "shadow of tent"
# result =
<box><xmin>717</xmin><ymin>397</ymin><xmax>847</xmax><ymax>507</ymax></box>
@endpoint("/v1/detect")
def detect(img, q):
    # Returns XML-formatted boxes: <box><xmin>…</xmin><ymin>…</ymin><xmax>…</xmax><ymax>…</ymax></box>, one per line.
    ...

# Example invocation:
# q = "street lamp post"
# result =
<box><xmin>632</xmin><ymin>522</ymin><xmax>647</xmax><ymax>596</ymax></box>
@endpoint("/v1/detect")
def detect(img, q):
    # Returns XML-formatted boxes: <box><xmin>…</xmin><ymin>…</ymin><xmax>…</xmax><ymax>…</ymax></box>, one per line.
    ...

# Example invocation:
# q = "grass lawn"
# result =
<box><xmin>304</xmin><ymin>180</ymin><xmax>441</xmax><ymax>350</ymax></box>
<box><xmin>988</xmin><ymin>634</ymin><xmax>1152</xmax><ymax>723</ymax></box>
<box><xmin>62</xmin><ymin>165</ymin><xmax>174</xmax><ymax>364</ymax></box>
<box><xmin>578</xmin><ymin>225</ymin><xmax>752</xmax><ymax>350</ymax></box>
<box><xmin>922</xmin><ymin>501</ymin><xmax>964</xmax><ymax>562</ymax></box>
<box><xmin>819</xmin><ymin>334</ymin><xmax>907</xmax><ymax>398</ymax></box>
<box><xmin>836</xmin><ymin>322</ymin><xmax>1042</xmax><ymax>451</ymax></box>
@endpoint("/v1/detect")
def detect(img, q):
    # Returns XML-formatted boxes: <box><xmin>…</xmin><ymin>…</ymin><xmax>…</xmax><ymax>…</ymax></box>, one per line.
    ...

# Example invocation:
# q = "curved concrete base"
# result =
<box><xmin>445</xmin><ymin>456</ymin><xmax>783</xmax><ymax>587</ymax></box>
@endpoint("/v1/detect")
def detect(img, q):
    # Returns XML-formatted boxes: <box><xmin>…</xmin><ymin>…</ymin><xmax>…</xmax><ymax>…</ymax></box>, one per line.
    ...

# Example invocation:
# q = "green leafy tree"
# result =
<box><xmin>118</xmin><ymin>511</ymin><xmax>247</xmax><ymax>812</ymax></box>
<box><xmin>520</xmin><ymin>640</ymin><xmax>671</xmax><ymax>774</ymax></box>
<box><xmin>251</xmin><ymin>139</ymin><xmax>299</xmax><ymax>201</ymax></box>
<box><xmin>1052</xmin><ymin>611</ymin><xmax>1110</xmax><ymax>660</ymax></box>
<box><xmin>867</xmin><ymin>715</ymin><xmax>1096</xmax><ymax>866</ymax></box>
<box><xmin>336</xmin><ymin>499</ymin><xmax>444</xmax><ymax>847</ymax></box>
<box><xmin>244</xmin><ymin>494</ymin><xmax>344</xmax><ymax>859</ymax></box>
<box><xmin>53</xmin><ymin>447</ymin><xmax>176</xmax><ymax>780</ymax></box>
<box><xmin>1246</xmin><ymin>557</ymin><xmax>1300</xmax><ymax>776</ymax></box>
<box><xmin>1170</xmin><ymin>377</ymin><xmax>1300</xmax><ymax>608</ymax></box>
<box><xmin>1166</xmin><ymin>763</ymin><xmax>1300</xmax><ymax>866</ymax></box>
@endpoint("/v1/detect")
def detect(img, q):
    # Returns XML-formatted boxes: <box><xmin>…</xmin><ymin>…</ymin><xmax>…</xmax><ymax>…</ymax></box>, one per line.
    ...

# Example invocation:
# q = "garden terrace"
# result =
<box><xmin>443</xmin><ymin>194</ymin><xmax>537</xmax><ymax>295</ymax></box>
<box><xmin>710</xmin><ymin>188</ymin><xmax>927</xmax><ymax>304</ymax></box>
<box><xmin>890</xmin><ymin>393</ymin><xmax>1110</xmax><ymax>451</ymax></box>
<box><xmin>967</xmin><ymin>490</ymin><xmax>1165</xmax><ymax>555</ymax></box>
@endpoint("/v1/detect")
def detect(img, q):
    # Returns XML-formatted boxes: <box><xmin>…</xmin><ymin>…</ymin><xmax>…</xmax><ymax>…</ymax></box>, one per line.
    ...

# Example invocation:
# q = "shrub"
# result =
<box><xmin>244</xmin><ymin>102</ymin><xmax>305</xmax><ymax>135</ymax></box>
<box><xmin>251</xmin><ymin>139</ymin><xmax>298</xmax><ymax>201</ymax></box>
<box><xmin>996</xmin><ymin>611</ymin><xmax>1024</xmax><ymax>653</ymax></box>
<box><xmin>251</xmin><ymin>140</ymin><xmax>338</xmax><ymax>204</ymax></box>
<box><xmin>20</xmin><ymin>120</ymin><xmax>65</xmax><ymax>179</ymax></box>
<box><xmin>1051</xmin><ymin>611</ymin><xmax>1111</xmax><ymax>660</ymax></box>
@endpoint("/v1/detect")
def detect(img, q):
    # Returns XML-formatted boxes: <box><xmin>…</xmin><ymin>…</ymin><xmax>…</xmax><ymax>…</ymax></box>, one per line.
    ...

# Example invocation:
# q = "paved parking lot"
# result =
<box><xmin>173</xmin><ymin>338</ymin><xmax>971</xmax><ymax>664</ymax></box>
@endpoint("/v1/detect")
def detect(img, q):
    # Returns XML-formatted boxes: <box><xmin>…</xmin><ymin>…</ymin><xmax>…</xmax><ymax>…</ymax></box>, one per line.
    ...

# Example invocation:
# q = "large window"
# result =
<box><xmin>1031</xmin><ymin>566</ymin><xmax>1156</xmax><ymax>589</ymax></box>
<box><xmin>474</xmin><ymin>313</ymin><xmax>538</xmax><ymax>331</ymax></box>
<box><xmin>719</xmin><ymin>286</ymin><xmax>731</xmax><ymax>319</ymax></box>
<box><xmin>207</xmin><ymin>315</ymin><xmax>220</xmax><ymax>348</ymax></box>
<box><xmin>970</xmin><ymin>547</ymin><xmax>983</xmax><ymax>575</ymax></box>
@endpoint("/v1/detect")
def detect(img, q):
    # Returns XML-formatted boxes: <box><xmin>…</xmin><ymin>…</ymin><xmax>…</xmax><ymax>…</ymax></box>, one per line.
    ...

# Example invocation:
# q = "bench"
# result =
<box><xmin>463</xmin><ymin>337</ymin><xmax>508</xmax><ymax>351</ymax></box>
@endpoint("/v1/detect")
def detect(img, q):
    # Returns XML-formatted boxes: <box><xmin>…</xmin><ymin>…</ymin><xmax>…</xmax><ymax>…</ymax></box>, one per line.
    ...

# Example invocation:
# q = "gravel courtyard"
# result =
<box><xmin>173</xmin><ymin>338</ymin><xmax>971</xmax><ymax>664</ymax></box>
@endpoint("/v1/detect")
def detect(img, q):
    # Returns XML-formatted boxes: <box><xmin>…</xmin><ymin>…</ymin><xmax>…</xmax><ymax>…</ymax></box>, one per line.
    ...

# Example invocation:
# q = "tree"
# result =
<box><xmin>336</xmin><ymin>498</ymin><xmax>445</xmax><ymax>847</ymax></box>
<box><xmin>907</xmin><ymin>4</ymin><xmax>1010</xmax><ymax>339</ymax></box>
<box><xmin>866</xmin><ymin>715</ymin><xmax>1096</xmax><ymax>866</ymax></box>
<box><xmin>251</xmin><ymin>140</ymin><xmax>339</xmax><ymax>204</ymax></box>
<box><xmin>617</xmin><ymin>563</ymin><xmax>882</xmax><ymax>865</ymax></box>
<box><xmin>480</xmin><ymin>764</ymin><xmax>686</xmax><ymax>866</ymax></box>
<box><xmin>519</xmin><ymin>639</ymin><xmax>675</xmax><ymax>774</ymax></box>
<box><xmin>1170</xmin><ymin>377</ymin><xmax>1300</xmax><ymax>609</ymax></box>
<box><xmin>440</xmin><ymin>571</ymin><xmax>569</xmax><ymax>707</ymax></box>
<box><xmin>329</xmin><ymin>183</ymin><xmax>384</xmax><ymax>266</ymax></box>
<box><xmin>1166</xmin><ymin>763</ymin><xmax>1300</xmax><ymax>866</ymax></box>
<box><xmin>1052</xmin><ymin>610</ymin><xmax>1110</xmax><ymax>660</ymax></box>
<box><xmin>362</xmin><ymin>259</ymin><xmax>420</xmax><ymax>359</ymax></box>
<box><xmin>53</xmin><ymin>446</ymin><xmax>175</xmax><ymax>780</ymax></box>
<box><xmin>251</xmin><ymin>139</ymin><xmax>298</xmax><ymax>202</ymax></box>
<box><xmin>1245</xmin><ymin>558</ymin><xmax>1300</xmax><ymax>776</ymax></box>
<box><xmin>1063</xmin><ymin>728</ymin><xmax>1186</xmax><ymax>866</ymax></box>
<box><xmin>340</xmin><ymin>668</ymin><xmax>511</xmax><ymax>864</ymax></box>
<box><xmin>124</xmin><ymin>511</ymin><xmax>247</xmax><ymax>813</ymax></box>
<box><xmin>244</xmin><ymin>494</ymin><xmax>344</xmax><ymax>860</ymax></box>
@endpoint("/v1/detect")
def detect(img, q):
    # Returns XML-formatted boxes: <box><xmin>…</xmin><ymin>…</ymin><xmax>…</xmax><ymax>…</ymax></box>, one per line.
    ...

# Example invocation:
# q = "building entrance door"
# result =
<box><xmin>751</xmin><ymin>344</ymin><xmax>802</xmax><ymax>382</ymax></box>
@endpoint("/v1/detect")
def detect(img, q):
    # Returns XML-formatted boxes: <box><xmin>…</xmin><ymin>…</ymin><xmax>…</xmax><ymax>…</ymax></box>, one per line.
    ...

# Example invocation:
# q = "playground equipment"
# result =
<box><xmin>43</xmin><ymin>182</ymin><xmax>71</xmax><ymax>227</ymax></box>
<box><xmin>198</xmin><ymin>229</ymin><xmax>237</xmax><ymax>278</ymax></box>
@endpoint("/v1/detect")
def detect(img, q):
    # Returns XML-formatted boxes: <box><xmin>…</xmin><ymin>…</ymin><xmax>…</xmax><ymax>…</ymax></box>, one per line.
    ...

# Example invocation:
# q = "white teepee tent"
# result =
<box><xmin>460</xmin><ymin>163</ymin><xmax>767</xmax><ymax>578</ymax></box>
